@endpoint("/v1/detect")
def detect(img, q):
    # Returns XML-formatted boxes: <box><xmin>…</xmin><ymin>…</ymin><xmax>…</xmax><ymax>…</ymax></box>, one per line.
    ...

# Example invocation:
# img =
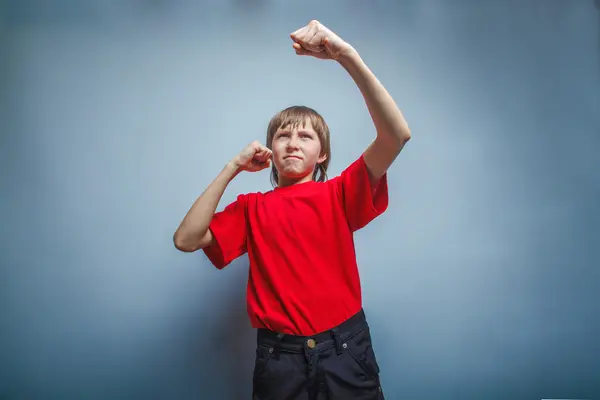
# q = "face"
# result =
<box><xmin>271</xmin><ymin>119</ymin><xmax>327</xmax><ymax>185</ymax></box>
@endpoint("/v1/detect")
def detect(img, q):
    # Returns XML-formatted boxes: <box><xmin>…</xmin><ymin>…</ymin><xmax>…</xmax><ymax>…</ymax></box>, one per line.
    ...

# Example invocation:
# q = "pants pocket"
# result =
<box><xmin>345</xmin><ymin>328</ymin><xmax>381</xmax><ymax>380</ymax></box>
<box><xmin>253</xmin><ymin>344</ymin><xmax>274</xmax><ymax>380</ymax></box>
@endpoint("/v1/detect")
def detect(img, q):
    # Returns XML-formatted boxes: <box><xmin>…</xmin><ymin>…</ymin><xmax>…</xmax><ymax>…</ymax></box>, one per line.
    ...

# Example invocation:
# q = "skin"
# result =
<box><xmin>174</xmin><ymin>20</ymin><xmax>411</xmax><ymax>252</ymax></box>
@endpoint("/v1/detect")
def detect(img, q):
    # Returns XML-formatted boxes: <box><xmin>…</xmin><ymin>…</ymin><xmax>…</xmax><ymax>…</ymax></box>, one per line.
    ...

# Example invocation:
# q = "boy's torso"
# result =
<box><xmin>244</xmin><ymin>178</ymin><xmax>363</xmax><ymax>335</ymax></box>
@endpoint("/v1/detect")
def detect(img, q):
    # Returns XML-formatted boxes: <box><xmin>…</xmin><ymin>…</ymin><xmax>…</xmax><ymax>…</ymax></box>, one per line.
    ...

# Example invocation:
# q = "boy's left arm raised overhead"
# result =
<box><xmin>290</xmin><ymin>20</ymin><xmax>411</xmax><ymax>186</ymax></box>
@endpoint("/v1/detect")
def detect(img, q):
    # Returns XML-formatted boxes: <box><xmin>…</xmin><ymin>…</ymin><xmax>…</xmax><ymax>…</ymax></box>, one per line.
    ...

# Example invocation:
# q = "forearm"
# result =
<box><xmin>173</xmin><ymin>161</ymin><xmax>240</xmax><ymax>252</ymax></box>
<box><xmin>338</xmin><ymin>49</ymin><xmax>411</xmax><ymax>145</ymax></box>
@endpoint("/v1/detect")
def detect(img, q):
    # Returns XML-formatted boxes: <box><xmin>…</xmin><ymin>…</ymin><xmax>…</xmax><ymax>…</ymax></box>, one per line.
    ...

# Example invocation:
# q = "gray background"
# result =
<box><xmin>1</xmin><ymin>0</ymin><xmax>599</xmax><ymax>399</ymax></box>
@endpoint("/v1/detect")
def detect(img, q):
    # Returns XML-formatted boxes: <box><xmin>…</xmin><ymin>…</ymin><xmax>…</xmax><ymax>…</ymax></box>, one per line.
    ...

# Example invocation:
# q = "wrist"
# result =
<box><xmin>337</xmin><ymin>46</ymin><xmax>360</xmax><ymax>67</ymax></box>
<box><xmin>225</xmin><ymin>159</ymin><xmax>242</xmax><ymax>177</ymax></box>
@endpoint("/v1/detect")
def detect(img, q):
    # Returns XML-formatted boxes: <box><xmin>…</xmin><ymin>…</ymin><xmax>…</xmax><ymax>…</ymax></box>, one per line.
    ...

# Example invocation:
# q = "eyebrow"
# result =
<box><xmin>276</xmin><ymin>130</ymin><xmax>315</xmax><ymax>136</ymax></box>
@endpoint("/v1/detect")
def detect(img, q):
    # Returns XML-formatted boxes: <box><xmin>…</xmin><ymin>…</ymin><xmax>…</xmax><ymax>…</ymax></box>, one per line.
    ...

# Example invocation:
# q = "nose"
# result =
<box><xmin>286</xmin><ymin>134</ymin><xmax>300</xmax><ymax>149</ymax></box>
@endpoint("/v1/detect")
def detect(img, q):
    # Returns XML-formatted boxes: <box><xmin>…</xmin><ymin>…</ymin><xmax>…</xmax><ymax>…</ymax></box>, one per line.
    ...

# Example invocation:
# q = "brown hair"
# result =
<box><xmin>266</xmin><ymin>105</ymin><xmax>331</xmax><ymax>187</ymax></box>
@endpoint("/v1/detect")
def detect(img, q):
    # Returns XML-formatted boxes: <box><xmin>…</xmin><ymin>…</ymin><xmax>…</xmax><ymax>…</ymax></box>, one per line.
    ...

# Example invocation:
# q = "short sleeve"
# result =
<box><xmin>202</xmin><ymin>194</ymin><xmax>248</xmax><ymax>269</ymax></box>
<box><xmin>336</xmin><ymin>154</ymin><xmax>389</xmax><ymax>232</ymax></box>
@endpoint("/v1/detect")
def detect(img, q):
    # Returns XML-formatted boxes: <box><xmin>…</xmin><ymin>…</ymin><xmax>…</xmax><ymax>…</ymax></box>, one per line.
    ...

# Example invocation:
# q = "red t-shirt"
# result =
<box><xmin>202</xmin><ymin>154</ymin><xmax>388</xmax><ymax>335</ymax></box>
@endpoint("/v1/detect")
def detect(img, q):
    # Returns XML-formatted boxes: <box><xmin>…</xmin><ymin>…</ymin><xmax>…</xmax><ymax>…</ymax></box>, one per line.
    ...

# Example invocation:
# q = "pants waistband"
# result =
<box><xmin>256</xmin><ymin>309</ymin><xmax>368</xmax><ymax>353</ymax></box>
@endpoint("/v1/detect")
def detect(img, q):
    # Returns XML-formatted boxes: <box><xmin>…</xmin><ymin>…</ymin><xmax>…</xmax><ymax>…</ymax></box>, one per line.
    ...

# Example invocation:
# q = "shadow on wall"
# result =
<box><xmin>597</xmin><ymin>0</ymin><xmax>600</xmax><ymax>75</ymax></box>
<box><xmin>176</xmin><ymin>256</ymin><xmax>256</xmax><ymax>398</ymax></box>
<box><xmin>597</xmin><ymin>0</ymin><xmax>600</xmax><ymax>73</ymax></box>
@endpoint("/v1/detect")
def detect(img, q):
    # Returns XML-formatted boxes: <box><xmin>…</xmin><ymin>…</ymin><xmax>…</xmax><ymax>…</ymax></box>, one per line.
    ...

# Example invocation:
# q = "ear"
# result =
<box><xmin>317</xmin><ymin>153</ymin><xmax>328</xmax><ymax>164</ymax></box>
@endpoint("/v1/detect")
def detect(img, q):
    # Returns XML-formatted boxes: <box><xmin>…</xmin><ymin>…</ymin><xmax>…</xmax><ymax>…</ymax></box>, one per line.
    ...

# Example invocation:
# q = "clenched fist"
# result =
<box><xmin>290</xmin><ymin>20</ymin><xmax>355</xmax><ymax>60</ymax></box>
<box><xmin>233</xmin><ymin>141</ymin><xmax>273</xmax><ymax>172</ymax></box>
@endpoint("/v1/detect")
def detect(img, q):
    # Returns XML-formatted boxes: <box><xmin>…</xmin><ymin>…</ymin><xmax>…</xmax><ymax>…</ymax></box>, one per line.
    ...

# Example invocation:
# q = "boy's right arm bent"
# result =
<box><xmin>173</xmin><ymin>161</ymin><xmax>241</xmax><ymax>252</ymax></box>
<box><xmin>173</xmin><ymin>141</ymin><xmax>272</xmax><ymax>253</ymax></box>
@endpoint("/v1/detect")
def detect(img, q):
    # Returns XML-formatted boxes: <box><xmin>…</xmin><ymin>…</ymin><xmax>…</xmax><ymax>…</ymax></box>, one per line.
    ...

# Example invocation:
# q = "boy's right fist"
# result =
<box><xmin>233</xmin><ymin>141</ymin><xmax>273</xmax><ymax>172</ymax></box>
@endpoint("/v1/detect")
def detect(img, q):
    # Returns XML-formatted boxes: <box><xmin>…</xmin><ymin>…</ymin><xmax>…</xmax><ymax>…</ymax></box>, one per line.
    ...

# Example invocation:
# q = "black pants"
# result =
<box><xmin>252</xmin><ymin>309</ymin><xmax>384</xmax><ymax>400</ymax></box>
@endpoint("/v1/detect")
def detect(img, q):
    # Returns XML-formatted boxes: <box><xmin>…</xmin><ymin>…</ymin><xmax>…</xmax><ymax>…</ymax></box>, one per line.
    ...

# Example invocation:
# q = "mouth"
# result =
<box><xmin>284</xmin><ymin>155</ymin><xmax>303</xmax><ymax>160</ymax></box>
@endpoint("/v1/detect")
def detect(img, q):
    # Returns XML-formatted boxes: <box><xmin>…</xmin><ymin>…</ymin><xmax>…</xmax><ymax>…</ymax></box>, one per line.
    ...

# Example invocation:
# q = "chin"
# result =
<box><xmin>279</xmin><ymin>169</ymin><xmax>312</xmax><ymax>180</ymax></box>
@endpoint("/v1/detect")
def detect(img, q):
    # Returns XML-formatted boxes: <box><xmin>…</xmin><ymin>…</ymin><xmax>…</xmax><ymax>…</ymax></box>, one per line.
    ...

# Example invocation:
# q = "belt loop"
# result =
<box><xmin>273</xmin><ymin>333</ymin><xmax>284</xmax><ymax>360</ymax></box>
<box><xmin>331</xmin><ymin>327</ymin><xmax>343</xmax><ymax>355</ymax></box>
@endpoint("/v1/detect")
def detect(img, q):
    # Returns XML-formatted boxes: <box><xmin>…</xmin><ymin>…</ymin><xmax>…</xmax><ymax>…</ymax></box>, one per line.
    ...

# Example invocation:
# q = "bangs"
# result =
<box><xmin>267</xmin><ymin>107</ymin><xmax>327</xmax><ymax>139</ymax></box>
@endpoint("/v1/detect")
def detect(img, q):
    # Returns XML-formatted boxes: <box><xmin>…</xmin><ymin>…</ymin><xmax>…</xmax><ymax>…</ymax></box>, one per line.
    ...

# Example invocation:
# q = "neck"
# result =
<box><xmin>277</xmin><ymin>173</ymin><xmax>314</xmax><ymax>188</ymax></box>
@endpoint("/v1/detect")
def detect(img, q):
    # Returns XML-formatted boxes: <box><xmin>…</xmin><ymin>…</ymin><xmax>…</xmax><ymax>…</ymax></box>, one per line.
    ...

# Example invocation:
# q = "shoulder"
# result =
<box><xmin>235</xmin><ymin>189</ymin><xmax>273</xmax><ymax>205</ymax></box>
<box><xmin>324</xmin><ymin>154</ymin><xmax>369</xmax><ymax>187</ymax></box>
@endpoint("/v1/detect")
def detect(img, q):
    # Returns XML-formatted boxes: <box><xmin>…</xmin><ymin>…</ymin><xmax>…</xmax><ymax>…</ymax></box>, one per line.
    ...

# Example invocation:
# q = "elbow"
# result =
<box><xmin>399</xmin><ymin>126</ymin><xmax>411</xmax><ymax>143</ymax></box>
<box><xmin>173</xmin><ymin>233</ymin><xmax>198</xmax><ymax>253</ymax></box>
<box><xmin>390</xmin><ymin>128</ymin><xmax>411</xmax><ymax>147</ymax></box>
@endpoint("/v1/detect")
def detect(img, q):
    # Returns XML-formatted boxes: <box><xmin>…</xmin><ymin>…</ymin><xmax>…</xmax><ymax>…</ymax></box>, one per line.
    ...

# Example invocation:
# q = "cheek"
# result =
<box><xmin>272</xmin><ymin>146</ymin><xmax>285</xmax><ymax>160</ymax></box>
<box><xmin>271</xmin><ymin>146</ymin><xmax>287</xmax><ymax>168</ymax></box>
<box><xmin>305</xmin><ymin>142</ymin><xmax>322</xmax><ymax>159</ymax></box>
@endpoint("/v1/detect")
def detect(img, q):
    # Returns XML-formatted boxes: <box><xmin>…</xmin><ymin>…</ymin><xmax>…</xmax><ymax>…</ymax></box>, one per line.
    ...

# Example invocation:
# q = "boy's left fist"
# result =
<box><xmin>290</xmin><ymin>20</ymin><xmax>354</xmax><ymax>60</ymax></box>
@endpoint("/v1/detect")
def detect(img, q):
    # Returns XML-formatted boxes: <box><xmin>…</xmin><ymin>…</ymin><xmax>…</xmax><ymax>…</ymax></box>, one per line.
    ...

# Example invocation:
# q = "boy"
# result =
<box><xmin>174</xmin><ymin>20</ymin><xmax>411</xmax><ymax>399</ymax></box>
